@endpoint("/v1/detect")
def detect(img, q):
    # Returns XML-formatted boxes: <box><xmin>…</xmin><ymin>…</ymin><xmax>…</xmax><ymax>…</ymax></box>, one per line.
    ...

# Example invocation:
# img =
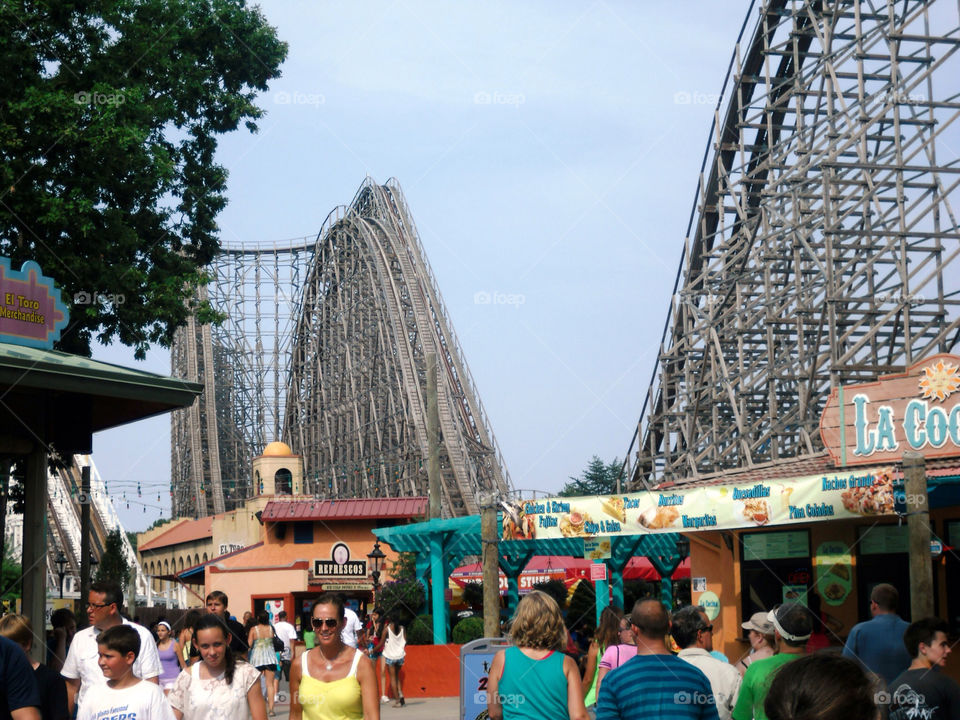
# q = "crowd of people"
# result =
<box><xmin>489</xmin><ymin>584</ymin><xmax>960</xmax><ymax>720</ymax></box>
<box><xmin>0</xmin><ymin>584</ymin><xmax>411</xmax><ymax>720</ymax></box>
<box><xmin>1</xmin><ymin>581</ymin><xmax>958</xmax><ymax>720</ymax></box>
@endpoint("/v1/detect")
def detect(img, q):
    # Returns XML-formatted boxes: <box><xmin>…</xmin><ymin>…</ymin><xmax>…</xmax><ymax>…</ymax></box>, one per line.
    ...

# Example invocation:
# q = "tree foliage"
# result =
<box><xmin>0</xmin><ymin>0</ymin><xmax>287</xmax><ymax>357</ymax></box>
<box><xmin>531</xmin><ymin>579</ymin><xmax>568</xmax><ymax>611</ymax></box>
<box><xmin>406</xmin><ymin>614</ymin><xmax>434</xmax><ymax>645</ymax></box>
<box><xmin>1</xmin><ymin>546</ymin><xmax>22</xmax><ymax>601</ymax></box>
<box><xmin>558</xmin><ymin>456</ymin><xmax>624</xmax><ymax>497</ymax></box>
<box><xmin>387</xmin><ymin>551</ymin><xmax>417</xmax><ymax>583</ymax></box>
<box><xmin>377</xmin><ymin>578</ymin><xmax>424</xmax><ymax>625</ymax></box>
<box><xmin>566</xmin><ymin>579</ymin><xmax>596</xmax><ymax>632</ymax></box>
<box><xmin>95</xmin><ymin>528</ymin><xmax>131</xmax><ymax>594</ymax></box>
<box><xmin>462</xmin><ymin>581</ymin><xmax>483</xmax><ymax>611</ymax></box>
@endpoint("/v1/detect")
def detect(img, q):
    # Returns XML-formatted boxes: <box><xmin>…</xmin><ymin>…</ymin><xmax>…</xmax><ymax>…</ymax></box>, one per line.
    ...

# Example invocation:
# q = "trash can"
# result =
<box><xmin>460</xmin><ymin>636</ymin><xmax>512</xmax><ymax>720</ymax></box>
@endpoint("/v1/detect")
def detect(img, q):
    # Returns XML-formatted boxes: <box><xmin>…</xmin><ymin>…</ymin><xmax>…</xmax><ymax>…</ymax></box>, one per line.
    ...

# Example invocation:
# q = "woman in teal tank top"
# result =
<box><xmin>487</xmin><ymin>591</ymin><xmax>589</xmax><ymax>720</ymax></box>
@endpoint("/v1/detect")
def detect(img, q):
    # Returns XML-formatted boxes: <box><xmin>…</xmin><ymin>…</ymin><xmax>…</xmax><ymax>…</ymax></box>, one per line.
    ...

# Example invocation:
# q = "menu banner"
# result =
<box><xmin>502</xmin><ymin>467</ymin><xmax>896</xmax><ymax>541</ymax></box>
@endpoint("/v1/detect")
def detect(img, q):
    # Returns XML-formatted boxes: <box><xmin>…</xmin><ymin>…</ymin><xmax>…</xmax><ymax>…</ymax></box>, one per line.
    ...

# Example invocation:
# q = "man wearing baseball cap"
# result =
<box><xmin>732</xmin><ymin>603</ymin><xmax>811</xmax><ymax>720</ymax></box>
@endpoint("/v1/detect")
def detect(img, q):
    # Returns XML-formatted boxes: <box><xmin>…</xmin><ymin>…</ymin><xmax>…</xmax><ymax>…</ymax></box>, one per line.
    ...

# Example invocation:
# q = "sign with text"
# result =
<box><xmin>820</xmin><ymin>354</ymin><xmax>960</xmax><ymax>466</ymax></box>
<box><xmin>502</xmin><ymin>468</ymin><xmax>896</xmax><ymax>540</ymax></box>
<box><xmin>589</xmin><ymin>563</ymin><xmax>607</xmax><ymax>581</ymax></box>
<box><xmin>313</xmin><ymin>542</ymin><xmax>367</xmax><ymax>578</ymax></box>
<box><xmin>0</xmin><ymin>258</ymin><xmax>69</xmax><ymax>349</ymax></box>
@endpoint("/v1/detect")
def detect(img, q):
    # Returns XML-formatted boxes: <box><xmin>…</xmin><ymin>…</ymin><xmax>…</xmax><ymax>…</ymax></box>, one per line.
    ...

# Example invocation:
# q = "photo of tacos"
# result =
<box><xmin>826</xmin><ymin>563</ymin><xmax>850</xmax><ymax>581</ymax></box>
<box><xmin>601</xmin><ymin>496</ymin><xmax>626</xmax><ymax>522</ymax></box>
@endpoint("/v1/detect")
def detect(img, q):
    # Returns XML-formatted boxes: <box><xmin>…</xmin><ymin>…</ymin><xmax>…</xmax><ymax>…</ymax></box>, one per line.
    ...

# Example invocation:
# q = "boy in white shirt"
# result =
<box><xmin>78</xmin><ymin>625</ymin><xmax>175</xmax><ymax>720</ymax></box>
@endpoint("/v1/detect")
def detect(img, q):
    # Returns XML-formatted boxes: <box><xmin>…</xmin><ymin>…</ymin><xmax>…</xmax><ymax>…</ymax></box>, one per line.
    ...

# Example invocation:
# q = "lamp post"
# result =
<box><xmin>676</xmin><ymin>535</ymin><xmax>691</xmax><ymax>560</ymax></box>
<box><xmin>367</xmin><ymin>540</ymin><xmax>386</xmax><ymax>605</ymax></box>
<box><xmin>55</xmin><ymin>550</ymin><xmax>68</xmax><ymax>599</ymax></box>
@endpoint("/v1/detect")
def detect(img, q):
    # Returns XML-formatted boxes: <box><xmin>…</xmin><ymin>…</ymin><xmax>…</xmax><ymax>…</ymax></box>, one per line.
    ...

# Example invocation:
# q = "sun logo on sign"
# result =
<box><xmin>918</xmin><ymin>359</ymin><xmax>960</xmax><ymax>402</ymax></box>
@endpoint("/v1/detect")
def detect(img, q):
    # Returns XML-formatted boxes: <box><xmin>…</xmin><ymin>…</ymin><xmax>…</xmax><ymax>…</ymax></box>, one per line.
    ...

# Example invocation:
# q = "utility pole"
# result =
<box><xmin>481</xmin><ymin>493</ymin><xmax>500</xmax><ymax>637</ymax></box>
<box><xmin>903</xmin><ymin>452</ymin><xmax>933</xmax><ymax>620</ymax></box>
<box><xmin>426</xmin><ymin>352</ymin><xmax>441</xmax><ymax>520</ymax></box>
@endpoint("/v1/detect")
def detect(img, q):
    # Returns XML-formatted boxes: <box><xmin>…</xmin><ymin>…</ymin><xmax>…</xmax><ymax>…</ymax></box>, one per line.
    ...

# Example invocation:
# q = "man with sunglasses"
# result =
<box><xmin>673</xmin><ymin>606</ymin><xmax>742</xmax><ymax>720</ymax></box>
<box><xmin>61</xmin><ymin>581</ymin><xmax>162</xmax><ymax>715</ymax></box>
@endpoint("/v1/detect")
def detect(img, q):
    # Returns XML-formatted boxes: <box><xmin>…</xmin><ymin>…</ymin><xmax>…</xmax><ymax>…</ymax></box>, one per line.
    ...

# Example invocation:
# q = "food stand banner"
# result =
<box><xmin>502</xmin><ymin>466</ymin><xmax>896</xmax><ymax>540</ymax></box>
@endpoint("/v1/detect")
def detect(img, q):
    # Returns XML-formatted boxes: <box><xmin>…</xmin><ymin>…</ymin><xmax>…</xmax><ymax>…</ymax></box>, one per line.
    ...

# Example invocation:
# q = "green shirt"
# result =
<box><xmin>731</xmin><ymin>653</ymin><xmax>798</xmax><ymax>720</ymax></box>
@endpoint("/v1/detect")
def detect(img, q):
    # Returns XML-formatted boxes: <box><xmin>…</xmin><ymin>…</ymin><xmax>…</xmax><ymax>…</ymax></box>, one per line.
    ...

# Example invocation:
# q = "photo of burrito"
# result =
<box><xmin>638</xmin><ymin>505</ymin><xmax>679</xmax><ymax>529</ymax></box>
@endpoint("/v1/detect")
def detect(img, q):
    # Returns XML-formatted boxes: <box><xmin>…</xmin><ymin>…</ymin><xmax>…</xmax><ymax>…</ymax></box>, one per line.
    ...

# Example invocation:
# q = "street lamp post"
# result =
<box><xmin>367</xmin><ymin>540</ymin><xmax>386</xmax><ymax>606</ymax></box>
<box><xmin>55</xmin><ymin>550</ymin><xmax>68</xmax><ymax>599</ymax></box>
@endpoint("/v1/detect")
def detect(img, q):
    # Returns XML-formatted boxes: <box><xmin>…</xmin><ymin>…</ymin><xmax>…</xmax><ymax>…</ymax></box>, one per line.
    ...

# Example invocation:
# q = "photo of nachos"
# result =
<box><xmin>840</xmin><ymin>467</ymin><xmax>895</xmax><ymax>515</ymax></box>
<box><xmin>601</xmin><ymin>496</ymin><xmax>626</xmax><ymax>522</ymax></box>
<box><xmin>559</xmin><ymin>509</ymin><xmax>592</xmax><ymax>537</ymax></box>
<box><xmin>638</xmin><ymin>505</ymin><xmax>680</xmax><ymax>529</ymax></box>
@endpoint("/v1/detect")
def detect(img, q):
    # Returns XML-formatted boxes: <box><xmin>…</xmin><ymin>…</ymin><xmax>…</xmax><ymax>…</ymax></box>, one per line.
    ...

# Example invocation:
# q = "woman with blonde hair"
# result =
<box><xmin>0</xmin><ymin>614</ymin><xmax>69</xmax><ymax>720</ymax></box>
<box><xmin>488</xmin><ymin>591</ymin><xmax>589</xmax><ymax>720</ymax></box>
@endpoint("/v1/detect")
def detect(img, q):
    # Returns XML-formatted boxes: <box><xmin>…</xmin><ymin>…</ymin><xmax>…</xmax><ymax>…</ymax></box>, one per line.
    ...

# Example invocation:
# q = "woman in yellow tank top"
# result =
<box><xmin>289</xmin><ymin>593</ymin><xmax>379</xmax><ymax>720</ymax></box>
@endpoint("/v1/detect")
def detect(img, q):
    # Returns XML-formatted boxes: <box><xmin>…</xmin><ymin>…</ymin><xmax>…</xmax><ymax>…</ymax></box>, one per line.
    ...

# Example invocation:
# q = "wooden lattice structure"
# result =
<box><xmin>627</xmin><ymin>0</ymin><xmax>960</xmax><ymax>488</ymax></box>
<box><xmin>171</xmin><ymin>179</ymin><xmax>511</xmax><ymax>517</ymax></box>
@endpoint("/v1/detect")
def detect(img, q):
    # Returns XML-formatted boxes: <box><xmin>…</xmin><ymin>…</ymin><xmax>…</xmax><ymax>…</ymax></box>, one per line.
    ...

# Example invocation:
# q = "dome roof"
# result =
<box><xmin>262</xmin><ymin>441</ymin><xmax>294</xmax><ymax>457</ymax></box>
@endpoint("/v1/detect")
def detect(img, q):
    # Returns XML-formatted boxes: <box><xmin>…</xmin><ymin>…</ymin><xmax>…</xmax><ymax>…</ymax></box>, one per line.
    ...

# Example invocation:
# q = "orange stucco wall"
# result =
<box><xmin>205</xmin><ymin>518</ymin><xmax>403</xmax><ymax>612</ymax></box>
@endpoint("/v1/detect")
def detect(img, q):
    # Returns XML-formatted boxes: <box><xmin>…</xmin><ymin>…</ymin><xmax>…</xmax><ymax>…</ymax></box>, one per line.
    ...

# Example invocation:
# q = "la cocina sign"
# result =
<box><xmin>820</xmin><ymin>354</ymin><xmax>960</xmax><ymax>467</ymax></box>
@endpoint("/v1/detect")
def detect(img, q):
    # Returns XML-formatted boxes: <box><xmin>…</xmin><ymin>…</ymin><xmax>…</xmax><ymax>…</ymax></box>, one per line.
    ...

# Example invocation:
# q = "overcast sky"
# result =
<box><xmin>92</xmin><ymin>1</ymin><xmax>751</xmax><ymax>531</ymax></box>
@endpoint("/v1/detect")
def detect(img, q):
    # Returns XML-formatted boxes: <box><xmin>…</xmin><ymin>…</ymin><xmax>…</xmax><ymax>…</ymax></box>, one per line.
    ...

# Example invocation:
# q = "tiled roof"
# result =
<box><xmin>139</xmin><ymin>516</ymin><xmax>214</xmax><ymax>551</ymax></box>
<box><xmin>654</xmin><ymin>452</ymin><xmax>960</xmax><ymax>490</ymax></box>
<box><xmin>261</xmin><ymin>497</ymin><xmax>428</xmax><ymax>522</ymax></box>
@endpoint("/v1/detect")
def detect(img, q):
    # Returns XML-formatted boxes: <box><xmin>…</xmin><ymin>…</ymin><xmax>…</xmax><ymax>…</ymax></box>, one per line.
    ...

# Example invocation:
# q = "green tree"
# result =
<box><xmin>388</xmin><ymin>551</ymin><xmax>417</xmax><ymax>583</ymax></box>
<box><xmin>0</xmin><ymin>0</ymin><xmax>287</xmax><ymax>358</ymax></box>
<box><xmin>566</xmin><ymin>579</ymin><xmax>596</xmax><ymax>633</ymax></box>
<box><xmin>125</xmin><ymin>531</ymin><xmax>138</xmax><ymax>553</ymax></box>
<box><xmin>531</xmin><ymin>579</ymin><xmax>568</xmax><ymax>611</ymax></box>
<box><xmin>95</xmin><ymin>529</ymin><xmax>132</xmax><ymax>594</ymax></box>
<box><xmin>377</xmin><ymin>578</ymin><xmax>425</xmax><ymax>625</ymax></box>
<box><xmin>0</xmin><ymin>546</ymin><xmax>22</xmax><ymax>601</ymax></box>
<box><xmin>558</xmin><ymin>456</ymin><xmax>624</xmax><ymax>497</ymax></box>
<box><xmin>462</xmin><ymin>581</ymin><xmax>483</xmax><ymax>612</ymax></box>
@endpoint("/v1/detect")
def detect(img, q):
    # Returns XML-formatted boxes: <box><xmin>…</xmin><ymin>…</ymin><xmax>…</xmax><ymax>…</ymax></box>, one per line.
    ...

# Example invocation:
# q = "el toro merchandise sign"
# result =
<box><xmin>0</xmin><ymin>258</ymin><xmax>69</xmax><ymax>349</ymax></box>
<box><xmin>820</xmin><ymin>354</ymin><xmax>960</xmax><ymax>467</ymax></box>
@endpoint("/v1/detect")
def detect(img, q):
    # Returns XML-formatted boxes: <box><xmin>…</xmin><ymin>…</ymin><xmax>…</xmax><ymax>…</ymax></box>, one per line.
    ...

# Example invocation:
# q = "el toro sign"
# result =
<box><xmin>820</xmin><ymin>354</ymin><xmax>960</xmax><ymax>467</ymax></box>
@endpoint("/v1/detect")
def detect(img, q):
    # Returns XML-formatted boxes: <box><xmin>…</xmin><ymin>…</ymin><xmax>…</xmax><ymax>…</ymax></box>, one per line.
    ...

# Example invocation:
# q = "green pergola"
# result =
<box><xmin>373</xmin><ymin>516</ymin><xmax>686</xmax><ymax>644</ymax></box>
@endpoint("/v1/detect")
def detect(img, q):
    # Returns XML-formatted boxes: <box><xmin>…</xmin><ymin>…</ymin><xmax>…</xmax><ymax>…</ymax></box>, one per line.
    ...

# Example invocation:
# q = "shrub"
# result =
<box><xmin>452</xmin><ymin>616</ymin><xmax>485</xmax><ymax>644</ymax></box>
<box><xmin>406</xmin><ymin>614</ymin><xmax>434</xmax><ymax>645</ymax></box>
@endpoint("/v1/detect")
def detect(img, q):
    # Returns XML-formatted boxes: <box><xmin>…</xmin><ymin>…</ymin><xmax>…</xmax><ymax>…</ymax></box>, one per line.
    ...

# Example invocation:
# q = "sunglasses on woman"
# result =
<box><xmin>312</xmin><ymin>618</ymin><xmax>339</xmax><ymax>629</ymax></box>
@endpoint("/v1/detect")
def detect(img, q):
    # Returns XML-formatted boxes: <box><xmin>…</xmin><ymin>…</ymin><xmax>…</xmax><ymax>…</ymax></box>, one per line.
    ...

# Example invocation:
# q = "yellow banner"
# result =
<box><xmin>502</xmin><ymin>467</ymin><xmax>896</xmax><ymax>540</ymax></box>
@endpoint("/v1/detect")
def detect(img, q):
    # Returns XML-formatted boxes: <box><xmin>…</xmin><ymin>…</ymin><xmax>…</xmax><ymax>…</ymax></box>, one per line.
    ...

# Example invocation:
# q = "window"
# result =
<box><xmin>740</xmin><ymin>530</ymin><xmax>812</xmax><ymax>620</ymax></box>
<box><xmin>276</xmin><ymin>468</ymin><xmax>293</xmax><ymax>494</ymax></box>
<box><xmin>294</xmin><ymin>521</ymin><xmax>313</xmax><ymax>544</ymax></box>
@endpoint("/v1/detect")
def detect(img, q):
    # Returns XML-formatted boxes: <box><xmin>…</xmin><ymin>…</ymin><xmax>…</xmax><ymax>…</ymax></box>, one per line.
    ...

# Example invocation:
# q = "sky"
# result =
<box><xmin>91</xmin><ymin>1</ymin><xmax>752</xmax><ymax>531</ymax></box>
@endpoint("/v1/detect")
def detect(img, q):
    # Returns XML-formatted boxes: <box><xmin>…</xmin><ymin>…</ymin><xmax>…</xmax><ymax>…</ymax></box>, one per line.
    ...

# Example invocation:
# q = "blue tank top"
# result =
<box><xmin>496</xmin><ymin>646</ymin><xmax>568</xmax><ymax>720</ymax></box>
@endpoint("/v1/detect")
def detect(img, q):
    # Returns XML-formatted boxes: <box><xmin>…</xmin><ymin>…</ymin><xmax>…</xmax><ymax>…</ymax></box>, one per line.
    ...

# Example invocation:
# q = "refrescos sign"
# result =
<box><xmin>501</xmin><ymin>467</ymin><xmax>896</xmax><ymax>540</ymax></box>
<box><xmin>820</xmin><ymin>354</ymin><xmax>960</xmax><ymax>467</ymax></box>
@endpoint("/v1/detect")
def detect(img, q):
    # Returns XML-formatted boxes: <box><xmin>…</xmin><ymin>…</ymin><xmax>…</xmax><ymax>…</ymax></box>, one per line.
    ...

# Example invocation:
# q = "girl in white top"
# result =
<box><xmin>379</xmin><ymin>616</ymin><xmax>406</xmax><ymax>708</ymax></box>
<box><xmin>169</xmin><ymin>615</ymin><xmax>266</xmax><ymax>720</ymax></box>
